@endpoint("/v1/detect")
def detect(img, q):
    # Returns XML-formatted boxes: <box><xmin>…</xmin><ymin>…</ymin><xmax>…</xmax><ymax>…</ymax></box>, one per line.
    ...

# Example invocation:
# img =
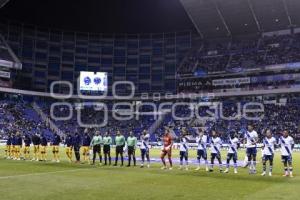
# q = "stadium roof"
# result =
<box><xmin>180</xmin><ymin>0</ymin><xmax>300</xmax><ymax>38</ymax></box>
<box><xmin>0</xmin><ymin>0</ymin><xmax>300</xmax><ymax>38</ymax></box>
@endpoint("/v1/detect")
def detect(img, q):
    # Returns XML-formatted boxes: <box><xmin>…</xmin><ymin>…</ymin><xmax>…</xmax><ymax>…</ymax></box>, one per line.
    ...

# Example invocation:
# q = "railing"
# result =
<box><xmin>32</xmin><ymin>102</ymin><xmax>64</xmax><ymax>137</ymax></box>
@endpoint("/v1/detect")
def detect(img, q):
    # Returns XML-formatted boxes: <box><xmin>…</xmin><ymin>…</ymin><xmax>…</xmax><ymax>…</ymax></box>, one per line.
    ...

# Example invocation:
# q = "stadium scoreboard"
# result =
<box><xmin>79</xmin><ymin>71</ymin><xmax>108</xmax><ymax>91</ymax></box>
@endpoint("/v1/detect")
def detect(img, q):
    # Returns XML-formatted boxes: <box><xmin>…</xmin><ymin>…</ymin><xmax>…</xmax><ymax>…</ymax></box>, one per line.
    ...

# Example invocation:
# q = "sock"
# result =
<box><xmin>263</xmin><ymin>164</ymin><xmax>266</xmax><ymax>172</ymax></box>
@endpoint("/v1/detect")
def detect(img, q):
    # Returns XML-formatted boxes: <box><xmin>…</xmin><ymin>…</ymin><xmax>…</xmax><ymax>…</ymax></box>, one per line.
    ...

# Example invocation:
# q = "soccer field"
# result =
<box><xmin>0</xmin><ymin>147</ymin><xmax>299</xmax><ymax>200</ymax></box>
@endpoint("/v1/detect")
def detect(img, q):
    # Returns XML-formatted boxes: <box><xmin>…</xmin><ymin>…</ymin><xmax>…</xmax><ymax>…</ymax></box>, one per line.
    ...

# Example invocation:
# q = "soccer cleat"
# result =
<box><xmin>261</xmin><ymin>172</ymin><xmax>266</xmax><ymax>176</ymax></box>
<box><xmin>282</xmin><ymin>173</ymin><xmax>289</xmax><ymax>177</ymax></box>
<box><xmin>169</xmin><ymin>167</ymin><xmax>173</xmax><ymax>170</ymax></box>
<box><xmin>140</xmin><ymin>165</ymin><xmax>144</xmax><ymax>168</ymax></box>
<box><xmin>147</xmin><ymin>164</ymin><xmax>150</xmax><ymax>168</ymax></box>
<box><xmin>179</xmin><ymin>166</ymin><xmax>183</xmax><ymax>170</ymax></box>
<box><xmin>209</xmin><ymin>169</ymin><xmax>214</xmax><ymax>172</ymax></box>
<box><xmin>224</xmin><ymin>169</ymin><xmax>229</xmax><ymax>173</ymax></box>
<box><xmin>56</xmin><ymin>160</ymin><xmax>60</xmax><ymax>163</ymax></box>
<box><xmin>206</xmin><ymin>167</ymin><xmax>209</xmax><ymax>172</ymax></box>
<box><xmin>185</xmin><ymin>167</ymin><xmax>189</xmax><ymax>171</ymax></box>
<box><xmin>161</xmin><ymin>166</ymin><xmax>167</xmax><ymax>170</ymax></box>
<box><xmin>234</xmin><ymin>169</ymin><xmax>238</xmax><ymax>174</ymax></box>
<box><xmin>290</xmin><ymin>173</ymin><xmax>294</xmax><ymax>178</ymax></box>
<box><xmin>195</xmin><ymin>167</ymin><xmax>200</xmax><ymax>171</ymax></box>
<box><xmin>269</xmin><ymin>172</ymin><xmax>272</xmax><ymax>177</ymax></box>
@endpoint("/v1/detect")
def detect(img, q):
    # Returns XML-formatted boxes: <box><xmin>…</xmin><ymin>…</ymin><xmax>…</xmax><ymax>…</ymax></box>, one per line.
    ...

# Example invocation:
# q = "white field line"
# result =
<box><xmin>0</xmin><ymin>168</ymin><xmax>94</xmax><ymax>180</ymax></box>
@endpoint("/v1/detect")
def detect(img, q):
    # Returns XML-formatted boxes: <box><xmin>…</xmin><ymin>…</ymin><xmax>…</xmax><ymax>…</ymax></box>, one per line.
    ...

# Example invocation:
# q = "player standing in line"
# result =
<box><xmin>90</xmin><ymin>131</ymin><xmax>103</xmax><ymax>165</ymax></box>
<box><xmin>140</xmin><ymin>130</ymin><xmax>150</xmax><ymax>168</ymax></box>
<box><xmin>11</xmin><ymin>133</ymin><xmax>16</xmax><ymax>159</ymax></box>
<box><xmin>52</xmin><ymin>132</ymin><xmax>61</xmax><ymax>163</ymax></box>
<box><xmin>73</xmin><ymin>132</ymin><xmax>81</xmax><ymax>163</ymax></box>
<box><xmin>224</xmin><ymin>132</ymin><xmax>239</xmax><ymax>174</ymax></box>
<box><xmin>195</xmin><ymin>129</ymin><xmax>209</xmax><ymax>171</ymax></box>
<box><xmin>127</xmin><ymin>131</ymin><xmax>137</xmax><ymax>167</ymax></box>
<box><xmin>103</xmin><ymin>131</ymin><xmax>112</xmax><ymax>165</ymax></box>
<box><xmin>5</xmin><ymin>134</ymin><xmax>12</xmax><ymax>159</ymax></box>
<box><xmin>14</xmin><ymin>132</ymin><xmax>22</xmax><ymax>160</ymax></box>
<box><xmin>114</xmin><ymin>130</ymin><xmax>126</xmax><ymax>166</ymax></box>
<box><xmin>40</xmin><ymin>134</ymin><xmax>48</xmax><ymax>161</ymax></box>
<box><xmin>209</xmin><ymin>130</ymin><xmax>223</xmax><ymax>173</ymax></box>
<box><xmin>82</xmin><ymin>129</ymin><xmax>91</xmax><ymax>164</ymax></box>
<box><xmin>31</xmin><ymin>133</ymin><xmax>41</xmax><ymax>161</ymax></box>
<box><xmin>161</xmin><ymin>129</ymin><xmax>173</xmax><ymax>170</ymax></box>
<box><xmin>65</xmin><ymin>133</ymin><xmax>74</xmax><ymax>163</ymax></box>
<box><xmin>244</xmin><ymin>124</ymin><xmax>258</xmax><ymax>174</ymax></box>
<box><xmin>261</xmin><ymin>129</ymin><xmax>276</xmax><ymax>176</ymax></box>
<box><xmin>179</xmin><ymin>131</ymin><xmax>189</xmax><ymax>170</ymax></box>
<box><xmin>23</xmin><ymin>134</ymin><xmax>31</xmax><ymax>160</ymax></box>
<box><xmin>279</xmin><ymin>130</ymin><xmax>294</xmax><ymax>177</ymax></box>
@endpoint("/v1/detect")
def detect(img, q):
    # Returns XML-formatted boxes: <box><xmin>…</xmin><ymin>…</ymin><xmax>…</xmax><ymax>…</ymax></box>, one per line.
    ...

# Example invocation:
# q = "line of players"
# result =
<box><xmin>4</xmin><ymin>124</ymin><xmax>294</xmax><ymax>177</ymax></box>
<box><xmin>4</xmin><ymin>129</ymin><xmax>151</xmax><ymax>168</ymax></box>
<box><xmin>176</xmin><ymin>124</ymin><xmax>294</xmax><ymax>177</ymax></box>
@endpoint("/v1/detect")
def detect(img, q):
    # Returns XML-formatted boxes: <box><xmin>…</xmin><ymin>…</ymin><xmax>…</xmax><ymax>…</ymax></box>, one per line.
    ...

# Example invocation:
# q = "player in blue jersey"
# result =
<box><xmin>140</xmin><ymin>130</ymin><xmax>150</xmax><ymax>168</ymax></box>
<box><xmin>65</xmin><ymin>133</ymin><xmax>74</xmax><ymax>163</ymax></box>
<box><xmin>244</xmin><ymin>124</ymin><xmax>258</xmax><ymax>174</ymax></box>
<box><xmin>23</xmin><ymin>134</ymin><xmax>32</xmax><ymax>160</ymax></box>
<box><xmin>5</xmin><ymin>134</ymin><xmax>12</xmax><ymax>159</ymax></box>
<box><xmin>261</xmin><ymin>129</ymin><xmax>277</xmax><ymax>176</ymax></box>
<box><xmin>40</xmin><ymin>134</ymin><xmax>48</xmax><ymax>161</ymax></box>
<box><xmin>209</xmin><ymin>130</ymin><xmax>223</xmax><ymax>173</ymax></box>
<box><xmin>224</xmin><ymin>132</ymin><xmax>240</xmax><ymax>174</ymax></box>
<box><xmin>81</xmin><ymin>129</ymin><xmax>91</xmax><ymax>164</ymax></box>
<box><xmin>179</xmin><ymin>130</ymin><xmax>189</xmax><ymax>170</ymax></box>
<box><xmin>279</xmin><ymin>130</ymin><xmax>294</xmax><ymax>177</ymax></box>
<box><xmin>51</xmin><ymin>133</ymin><xmax>61</xmax><ymax>162</ymax></box>
<box><xmin>195</xmin><ymin>128</ymin><xmax>209</xmax><ymax>171</ymax></box>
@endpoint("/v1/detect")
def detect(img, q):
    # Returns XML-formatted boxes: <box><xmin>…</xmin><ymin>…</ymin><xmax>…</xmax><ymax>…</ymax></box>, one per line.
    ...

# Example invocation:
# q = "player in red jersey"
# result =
<box><xmin>161</xmin><ymin>129</ymin><xmax>173</xmax><ymax>170</ymax></box>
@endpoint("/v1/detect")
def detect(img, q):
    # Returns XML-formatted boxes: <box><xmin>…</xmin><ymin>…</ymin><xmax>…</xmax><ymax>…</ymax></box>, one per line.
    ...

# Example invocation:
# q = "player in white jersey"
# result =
<box><xmin>209</xmin><ymin>130</ymin><xmax>223</xmax><ymax>172</ymax></box>
<box><xmin>179</xmin><ymin>130</ymin><xmax>189</xmax><ymax>170</ymax></box>
<box><xmin>140</xmin><ymin>130</ymin><xmax>150</xmax><ymax>168</ymax></box>
<box><xmin>195</xmin><ymin>128</ymin><xmax>209</xmax><ymax>171</ymax></box>
<box><xmin>224</xmin><ymin>132</ymin><xmax>240</xmax><ymax>174</ymax></box>
<box><xmin>261</xmin><ymin>129</ymin><xmax>277</xmax><ymax>176</ymax></box>
<box><xmin>243</xmin><ymin>124</ymin><xmax>258</xmax><ymax>174</ymax></box>
<box><xmin>278</xmin><ymin>130</ymin><xmax>294</xmax><ymax>177</ymax></box>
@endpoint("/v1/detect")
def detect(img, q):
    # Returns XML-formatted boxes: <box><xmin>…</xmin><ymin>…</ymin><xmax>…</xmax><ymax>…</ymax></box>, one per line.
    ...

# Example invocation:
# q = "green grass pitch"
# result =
<box><xmin>0</xmin><ymin>146</ymin><xmax>299</xmax><ymax>200</ymax></box>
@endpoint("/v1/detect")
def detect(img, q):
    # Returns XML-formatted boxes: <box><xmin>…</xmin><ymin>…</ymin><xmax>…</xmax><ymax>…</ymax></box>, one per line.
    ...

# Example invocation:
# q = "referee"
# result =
<box><xmin>90</xmin><ymin>131</ymin><xmax>103</xmax><ymax>165</ymax></box>
<box><xmin>114</xmin><ymin>130</ymin><xmax>125</xmax><ymax>167</ymax></box>
<box><xmin>103</xmin><ymin>131</ymin><xmax>112</xmax><ymax>165</ymax></box>
<box><xmin>127</xmin><ymin>131</ymin><xmax>137</xmax><ymax>167</ymax></box>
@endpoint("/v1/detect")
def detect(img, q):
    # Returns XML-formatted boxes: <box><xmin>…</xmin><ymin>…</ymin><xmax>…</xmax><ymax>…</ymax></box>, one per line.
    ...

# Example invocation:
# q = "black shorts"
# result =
<box><xmin>211</xmin><ymin>153</ymin><xmax>221</xmax><ymax>160</ymax></box>
<box><xmin>93</xmin><ymin>144</ymin><xmax>101</xmax><ymax>153</ymax></box>
<box><xmin>281</xmin><ymin>155</ymin><xmax>292</xmax><ymax>163</ymax></box>
<box><xmin>197</xmin><ymin>149</ymin><xmax>207</xmax><ymax>160</ymax></box>
<box><xmin>116</xmin><ymin>145</ymin><xmax>124</xmax><ymax>154</ymax></box>
<box><xmin>246</xmin><ymin>147</ymin><xmax>257</xmax><ymax>157</ymax></box>
<box><xmin>141</xmin><ymin>149</ymin><xmax>149</xmax><ymax>157</ymax></box>
<box><xmin>128</xmin><ymin>146</ymin><xmax>135</xmax><ymax>155</ymax></box>
<box><xmin>227</xmin><ymin>153</ymin><xmax>237</xmax><ymax>161</ymax></box>
<box><xmin>262</xmin><ymin>154</ymin><xmax>274</xmax><ymax>162</ymax></box>
<box><xmin>103</xmin><ymin>145</ymin><xmax>110</xmax><ymax>154</ymax></box>
<box><xmin>180</xmin><ymin>151</ymin><xmax>188</xmax><ymax>158</ymax></box>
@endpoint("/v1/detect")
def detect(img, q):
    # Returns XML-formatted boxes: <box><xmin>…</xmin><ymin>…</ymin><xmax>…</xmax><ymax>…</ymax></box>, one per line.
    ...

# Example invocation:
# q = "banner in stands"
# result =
<box><xmin>177</xmin><ymin>78</ymin><xmax>211</xmax><ymax>91</ymax></box>
<box><xmin>212</xmin><ymin>77</ymin><xmax>250</xmax><ymax>86</ymax></box>
<box><xmin>251</xmin><ymin>73</ymin><xmax>300</xmax><ymax>83</ymax></box>
<box><xmin>0</xmin><ymin>71</ymin><xmax>10</xmax><ymax>78</ymax></box>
